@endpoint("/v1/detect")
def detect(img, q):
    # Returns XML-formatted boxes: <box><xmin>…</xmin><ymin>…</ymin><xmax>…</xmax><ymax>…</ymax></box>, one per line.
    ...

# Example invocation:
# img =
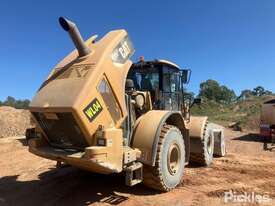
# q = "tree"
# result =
<box><xmin>250</xmin><ymin>86</ymin><xmax>273</xmax><ymax>97</ymax></box>
<box><xmin>5</xmin><ymin>96</ymin><xmax>16</xmax><ymax>106</ymax></box>
<box><xmin>252</xmin><ymin>86</ymin><xmax>265</xmax><ymax>96</ymax></box>
<box><xmin>238</xmin><ymin>89</ymin><xmax>253</xmax><ymax>100</ymax></box>
<box><xmin>264</xmin><ymin>90</ymin><xmax>273</xmax><ymax>95</ymax></box>
<box><xmin>220</xmin><ymin>86</ymin><xmax>236</xmax><ymax>103</ymax></box>
<box><xmin>238</xmin><ymin>86</ymin><xmax>273</xmax><ymax>100</ymax></box>
<box><xmin>199</xmin><ymin>80</ymin><xmax>221</xmax><ymax>102</ymax></box>
<box><xmin>0</xmin><ymin>96</ymin><xmax>30</xmax><ymax>109</ymax></box>
<box><xmin>199</xmin><ymin>79</ymin><xmax>236</xmax><ymax>104</ymax></box>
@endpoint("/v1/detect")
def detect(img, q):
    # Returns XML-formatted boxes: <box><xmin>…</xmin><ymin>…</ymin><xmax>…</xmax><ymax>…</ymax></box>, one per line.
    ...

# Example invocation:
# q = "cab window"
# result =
<box><xmin>128</xmin><ymin>66</ymin><xmax>160</xmax><ymax>91</ymax></box>
<box><xmin>162</xmin><ymin>66</ymin><xmax>180</xmax><ymax>93</ymax></box>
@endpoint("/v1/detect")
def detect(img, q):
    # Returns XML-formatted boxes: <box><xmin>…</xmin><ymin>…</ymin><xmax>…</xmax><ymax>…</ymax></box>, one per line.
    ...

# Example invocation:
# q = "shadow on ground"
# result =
<box><xmin>16</xmin><ymin>138</ymin><xmax>28</xmax><ymax>146</ymax></box>
<box><xmin>232</xmin><ymin>133</ymin><xmax>264</xmax><ymax>142</ymax></box>
<box><xmin>0</xmin><ymin>166</ymin><xmax>159</xmax><ymax>206</ymax></box>
<box><xmin>232</xmin><ymin>133</ymin><xmax>275</xmax><ymax>152</ymax></box>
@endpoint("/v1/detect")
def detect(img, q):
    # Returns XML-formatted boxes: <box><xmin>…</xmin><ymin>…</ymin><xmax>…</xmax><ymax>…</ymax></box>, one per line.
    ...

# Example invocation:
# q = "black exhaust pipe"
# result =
<box><xmin>59</xmin><ymin>17</ymin><xmax>91</xmax><ymax>57</ymax></box>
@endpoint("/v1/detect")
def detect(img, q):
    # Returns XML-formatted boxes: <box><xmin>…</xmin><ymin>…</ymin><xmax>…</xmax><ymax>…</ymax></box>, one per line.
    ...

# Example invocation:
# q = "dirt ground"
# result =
<box><xmin>0</xmin><ymin>129</ymin><xmax>274</xmax><ymax>206</ymax></box>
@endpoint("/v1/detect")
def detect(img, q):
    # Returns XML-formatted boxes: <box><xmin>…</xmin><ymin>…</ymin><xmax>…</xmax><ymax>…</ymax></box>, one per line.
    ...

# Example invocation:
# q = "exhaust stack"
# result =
<box><xmin>59</xmin><ymin>17</ymin><xmax>91</xmax><ymax>57</ymax></box>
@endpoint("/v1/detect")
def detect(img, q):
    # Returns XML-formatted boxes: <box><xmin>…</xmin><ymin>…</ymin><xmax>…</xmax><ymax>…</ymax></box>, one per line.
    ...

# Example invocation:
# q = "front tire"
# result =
<box><xmin>143</xmin><ymin>125</ymin><xmax>185</xmax><ymax>191</ymax></box>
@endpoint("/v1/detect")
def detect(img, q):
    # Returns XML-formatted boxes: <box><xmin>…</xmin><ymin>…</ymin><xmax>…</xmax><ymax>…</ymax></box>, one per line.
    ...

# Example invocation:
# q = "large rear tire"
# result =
<box><xmin>143</xmin><ymin>124</ymin><xmax>185</xmax><ymax>191</ymax></box>
<box><xmin>190</xmin><ymin>122</ymin><xmax>214</xmax><ymax>166</ymax></box>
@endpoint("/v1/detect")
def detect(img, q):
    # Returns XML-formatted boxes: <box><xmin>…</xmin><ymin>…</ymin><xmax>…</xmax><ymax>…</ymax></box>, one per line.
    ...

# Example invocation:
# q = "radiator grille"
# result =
<box><xmin>32</xmin><ymin>112</ymin><xmax>89</xmax><ymax>150</ymax></box>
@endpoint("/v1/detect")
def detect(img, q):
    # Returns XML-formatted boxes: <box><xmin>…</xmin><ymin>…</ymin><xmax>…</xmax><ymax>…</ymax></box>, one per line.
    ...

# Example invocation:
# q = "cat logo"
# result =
<box><xmin>83</xmin><ymin>98</ymin><xmax>103</xmax><ymax>122</ymax></box>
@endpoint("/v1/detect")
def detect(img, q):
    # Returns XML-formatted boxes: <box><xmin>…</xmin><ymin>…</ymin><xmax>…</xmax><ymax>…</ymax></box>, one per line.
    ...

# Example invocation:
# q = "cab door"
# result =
<box><xmin>162</xmin><ymin>66</ymin><xmax>181</xmax><ymax>111</ymax></box>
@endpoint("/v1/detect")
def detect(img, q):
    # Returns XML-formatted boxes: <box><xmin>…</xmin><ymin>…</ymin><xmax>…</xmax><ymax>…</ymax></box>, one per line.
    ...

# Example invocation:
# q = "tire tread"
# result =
<box><xmin>143</xmin><ymin>125</ymin><xmax>182</xmax><ymax>191</ymax></box>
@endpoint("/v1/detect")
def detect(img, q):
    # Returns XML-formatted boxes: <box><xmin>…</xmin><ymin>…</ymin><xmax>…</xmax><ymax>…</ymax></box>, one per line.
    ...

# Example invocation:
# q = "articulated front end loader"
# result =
<box><xmin>26</xmin><ymin>17</ymin><xmax>225</xmax><ymax>191</ymax></box>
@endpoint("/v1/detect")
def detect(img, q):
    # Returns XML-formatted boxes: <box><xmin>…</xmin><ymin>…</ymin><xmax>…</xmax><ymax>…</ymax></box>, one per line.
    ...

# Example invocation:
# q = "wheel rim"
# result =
<box><xmin>167</xmin><ymin>142</ymin><xmax>181</xmax><ymax>176</ymax></box>
<box><xmin>221</xmin><ymin>142</ymin><xmax>226</xmax><ymax>155</ymax></box>
<box><xmin>207</xmin><ymin>134</ymin><xmax>213</xmax><ymax>155</ymax></box>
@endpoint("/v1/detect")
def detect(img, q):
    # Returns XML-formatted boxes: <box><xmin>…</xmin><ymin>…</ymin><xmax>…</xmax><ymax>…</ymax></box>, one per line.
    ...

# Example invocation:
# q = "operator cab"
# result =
<box><xmin>127</xmin><ymin>59</ymin><xmax>190</xmax><ymax>111</ymax></box>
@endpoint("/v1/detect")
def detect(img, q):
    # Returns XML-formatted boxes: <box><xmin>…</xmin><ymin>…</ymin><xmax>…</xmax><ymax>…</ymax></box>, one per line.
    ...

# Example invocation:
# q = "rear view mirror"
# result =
<box><xmin>181</xmin><ymin>69</ymin><xmax>191</xmax><ymax>84</ymax></box>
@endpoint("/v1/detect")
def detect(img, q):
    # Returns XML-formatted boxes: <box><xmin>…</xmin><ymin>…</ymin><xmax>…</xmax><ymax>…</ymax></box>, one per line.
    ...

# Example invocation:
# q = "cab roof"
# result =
<box><xmin>157</xmin><ymin>59</ymin><xmax>181</xmax><ymax>70</ymax></box>
<box><xmin>132</xmin><ymin>59</ymin><xmax>181</xmax><ymax>71</ymax></box>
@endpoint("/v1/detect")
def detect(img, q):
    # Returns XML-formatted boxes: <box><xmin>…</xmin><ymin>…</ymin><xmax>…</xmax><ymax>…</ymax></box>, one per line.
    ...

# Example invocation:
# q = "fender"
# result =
<box><xmin>187</xmin><ymin>116</ymin><xmax>209</xmax><ymax>154</ymax></box>
<box><xmin>131</xmin><ymin>110</ymin><xmax>189</xmax><ymax>166</ymax></box>
<box><xmin>187</xmin><ymin>116</ymin><xmax>208</xmax><ymax>139</ymax></box>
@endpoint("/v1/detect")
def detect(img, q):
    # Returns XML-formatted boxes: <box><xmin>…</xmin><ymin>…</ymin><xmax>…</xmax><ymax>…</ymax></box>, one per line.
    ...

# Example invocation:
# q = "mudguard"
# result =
<box><xmin>131</xmin><ymin>110</ymin><xmax>189</xmax><ymax>166</ymax></box>
<box><xmin>187</xmin><ymin>116</ymin><xmax>208</xmax><ymax>139</ymax></box>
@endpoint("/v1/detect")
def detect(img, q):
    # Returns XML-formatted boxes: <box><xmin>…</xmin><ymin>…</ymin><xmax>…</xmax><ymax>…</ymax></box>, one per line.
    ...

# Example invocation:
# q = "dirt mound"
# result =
<box><xmin>0</xmin><ymin>106</ymin><xmax>33</xmax><ymax>138</ymax></box>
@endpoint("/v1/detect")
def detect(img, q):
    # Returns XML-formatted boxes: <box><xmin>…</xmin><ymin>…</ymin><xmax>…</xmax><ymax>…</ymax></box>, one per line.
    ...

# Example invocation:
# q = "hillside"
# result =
<box><xmin>0</xmin><ymin>95</ymin><xmax>275</xmax><ymax>137</ymax></box>
<box><xmin>191</xmin><ymin>95</ymin><xmax>275</xmax><ymax>130</ymax></box>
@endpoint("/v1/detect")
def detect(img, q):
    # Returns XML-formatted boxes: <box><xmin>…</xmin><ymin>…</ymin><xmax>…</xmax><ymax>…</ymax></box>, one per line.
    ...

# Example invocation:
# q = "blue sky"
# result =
<box><xmin>0</xmin><ymin>0</ymin><xmax>275</xmax><ymax>101</ymax></box>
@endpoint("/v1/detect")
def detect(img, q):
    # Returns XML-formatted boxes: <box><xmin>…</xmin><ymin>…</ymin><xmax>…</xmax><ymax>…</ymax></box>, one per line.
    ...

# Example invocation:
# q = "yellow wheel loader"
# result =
<box><xmin>26</xmin><ymin>17</ymin><xmax>225</xmax><ymax>191</ymax></box>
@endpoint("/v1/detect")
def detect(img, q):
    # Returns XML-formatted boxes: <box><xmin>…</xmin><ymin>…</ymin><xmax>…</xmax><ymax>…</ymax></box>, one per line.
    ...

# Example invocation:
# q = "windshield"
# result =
<box><xmin>135</xmin><ymin>72</ymin><xmax>159</xmax><ymax>91</ymax></box>
<box><xmin>128</xmin><ymin>66</ymin><xmax>160</xmax><ymax>91</ymax></box>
